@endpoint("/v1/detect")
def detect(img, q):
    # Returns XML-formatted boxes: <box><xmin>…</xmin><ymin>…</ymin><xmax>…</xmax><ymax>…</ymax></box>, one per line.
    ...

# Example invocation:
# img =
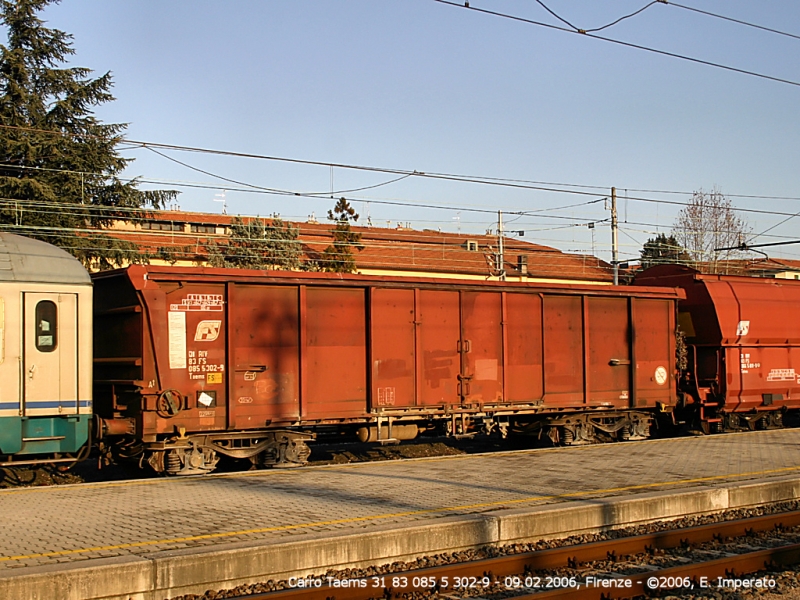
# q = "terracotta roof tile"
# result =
<box><xmin>107</xmin><ymin>210</ymin><xmax>613</xmax><ymax>282</ymax></box>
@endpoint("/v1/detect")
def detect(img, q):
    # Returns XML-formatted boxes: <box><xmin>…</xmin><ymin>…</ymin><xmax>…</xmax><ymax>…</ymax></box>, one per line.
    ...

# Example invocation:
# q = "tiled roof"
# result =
<box><xmin>107</xmin><ymin>210</ymin><xmax>613</xmax><ymax>282</ymax></box>
<box><xmin>709</xmin><ymin>258</ymin><xmax>800</xmax><ymax>277</ymax></box>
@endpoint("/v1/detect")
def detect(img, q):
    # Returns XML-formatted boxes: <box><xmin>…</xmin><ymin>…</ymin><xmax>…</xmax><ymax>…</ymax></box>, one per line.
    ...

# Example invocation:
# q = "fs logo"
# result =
<box><xmin>195</xmin><ymin>320</ymin><xmax>222</xmax><ymax>341</ymax></box>
<box><xmin>736</xmin><ymin>320</ymin><xmax>750</xmax><ymax>336</ymax></box>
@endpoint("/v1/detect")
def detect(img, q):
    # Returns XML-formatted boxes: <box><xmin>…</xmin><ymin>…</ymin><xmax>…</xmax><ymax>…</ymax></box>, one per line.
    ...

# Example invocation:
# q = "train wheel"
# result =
<box><xmin>170</xmin><ymin>442</ymin><xmax>219</xmax><ymax>475</ymax></box>
<box><xmin>147</xmin><ymin>442</ymin><xmax>220</xmax><ymax>476</ymax></box>
<box><xmin>259</xmin><ymin>433</ymin><xmax>312</xmax><ymax>468</ymax></box>
<box><xmin>561</xmin><ymin>427</ymin><xmax>575</xmax><ymax>445</ymax></box>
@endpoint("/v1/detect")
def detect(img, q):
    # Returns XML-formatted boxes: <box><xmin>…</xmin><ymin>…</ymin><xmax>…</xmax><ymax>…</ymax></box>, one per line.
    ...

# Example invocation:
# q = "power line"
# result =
<box><xmin>5</xmin><ymin>124</ymin><xmax>800</xmax><ymax>204</ymax></box>
<box><xmin>623</xmin><ymin>187</ymin><xmax>800</xmax><ymax>202</ymax></box>
<box><xmin>666</xmin><ymin>1</ymin><xmax>800</xmax><ymax>42</ymax></box>
<box><xmin>145</xmin><ymin>146</ymin><xmax>417</xmax><ymax>196</ymax></box>
<box><xmin>716</xmin><ymin>239</ymin><xmax>800</xmax><ymax>252</ymax></box>
<box><xmin>534</xmin><ymin>0</ymin><xmax>662</xmax><ymax>34</ymax></box>
<box><xmin>110</xmin><ymin>142</ymin><xmax>800</xmax><ymax>220</ymax></box>
<box><xmin>6</xmin><ymin>126</ymin><xmax>800</xmax><ymax>245</ymax></box>
<box><xmin>534</xmin><ymin>0</ymin><xmax>800</xmax><ymax>41</ymax></box>
<box><xmin>6</xmin><ymin>154</ymin><xmax>800</xmax><ymax>234</ymax></box>
<box><xmin>127</xmin><ymin>139</ymin><xmax>621</xmax><ymax>199</ymax></box>
<box><xmin>432</xmin><ymin>0</ymin><xmax>800</xmax><ymax>88</ymax></box>
<box><xmin>0</xmin><ymin>124</ymin><xmax>630</xmax><ymax>202</ymax></box>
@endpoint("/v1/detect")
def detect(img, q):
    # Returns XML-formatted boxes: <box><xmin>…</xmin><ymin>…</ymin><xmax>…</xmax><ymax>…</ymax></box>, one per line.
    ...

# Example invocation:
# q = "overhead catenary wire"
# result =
<box><xmin>665</xmin><ymin>1</ymin><xmax>800</xmax><ymax>42</ymax></box>
<box><xmin>5</xmin><ymin>124</ymin><xmax>800</xmax><ymax>203</ymax></box>
<box><xmin>7</xmin><ymin>158</ymin><xmax>800</xmax><ymax>238</ymax></box>
<box><xmin>5</xmin><ymin>166</ymin><xmax>800</xmax><ymax>261</ymax></box>
<box><xmin>432</xmin><ymin>0</ymin><xmax>800</xmax><ymax>88</ymax></box>
<box><xmin>6</xmin><ymin>152</ymin><xmax>800</xmax><ymax>226</ymax></box>
<box><xmin>5</xmin><ymin>152</ymin><xmax>800</xmax><ymax>251</ymax></box>
<box><xmin>533</xmin><ymin>0</ymin><xmax>800</xmax><ymax>40</ymax></box>
<box><xmin>144</xmin><ymin>146</ymin><xmax>418</xmax><ymax>197</ymax></box>
<box><xmin>4</xmin><ymin>126</ymin><xmax>800</xmax><ymax>260</ymax></box>
<box><xmin>0</xmin><ymin>158</ymin><xmax>611</xmax><ymax>223</ymax></box>
<box><xmin>534</xmin><ymin>0</ymin><xmax>662</xmax><ymax>34</ymax></box>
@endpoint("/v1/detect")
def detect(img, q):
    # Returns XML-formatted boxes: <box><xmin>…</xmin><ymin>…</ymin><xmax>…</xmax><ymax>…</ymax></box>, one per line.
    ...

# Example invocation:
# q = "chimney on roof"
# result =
<box><xmin>517</xmin><ymin>255</ymin><xmax>528</xmax><ymax>275</ymax></box>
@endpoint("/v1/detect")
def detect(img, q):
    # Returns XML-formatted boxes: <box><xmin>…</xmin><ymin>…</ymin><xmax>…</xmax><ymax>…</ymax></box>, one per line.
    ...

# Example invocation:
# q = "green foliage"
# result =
<box><xmin>321</xmin><ymin>197</ymin><xmax>363</xmax><ymax>273</ymax></box>
<box><xmin>155</xmin><ymin>246</ymin><xmax>182</xmax><ymax>265</ymax></box>
<box><xmin>206</xmin><ymin>216</ymin><xmax>300</xmax><ymax>270</ymax></box>
<box><xmin>0</xmin><ymin>0</ymin><xmax>177</xmax><ymax>268</ymax></box>
<box><xmin>640</xmin><ymin>234</ymin><xmax>692</xmax><ymax>269</ymax></box>
<box><xmin>676</xmin><ymin>329</ymin><xmax>688</xmax><ymax>372</ymax></box>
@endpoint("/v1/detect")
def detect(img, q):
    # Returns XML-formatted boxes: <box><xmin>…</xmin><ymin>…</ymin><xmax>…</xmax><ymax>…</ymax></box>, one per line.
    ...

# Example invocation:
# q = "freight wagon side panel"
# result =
<box><xmin>636</xmin><ymin>265</ymin><xmax>800</xmax><ymax>413</ymax></box>
<box><xmin>632</xmin><ymin>298</ymin><xmax>675</xmax><ymax>407</ymax></box>
<box><xmin>369</xmin><ymin>287</ymin><xmax>505</xmax><ymax>409</ymax></box>
<box><xmin>370</xmin><ymin>288</ymin><xmax>416</xmax><ymax>408</ymax></box>
<box><xmin>586</xmin><ymin>297</ymin><xmax>630</xmax><ymax>406</ymax></box>
<box><xmin>417</xmin><ymin>290</ymin><xmax>460</xmax><ymax>406</ymax></box>
<box><xmin>229</xmin><ymin>284</ymin><xmax>300</xmax><ymax>428</ymax></box>
<box><xmin>303</xmin><ymin>287</ymin><xmax>367</xmax><ymax>418</ymax></box>
<box><xmin>143</xmin><ymin>282</ymin><xmax>228</xmax><ymax>434</ymax></box>
<box><xmin>542</xmin><ymin>295</ymin><xmax>584</xmax><ymax>404</ymax></box>
<box><xmin>504</xmin><ymin>292</ymin><xmax>544</xmax><ymax>403</ymax></box>
<box><xmin>725</xmin><ymin>345</ymin><xmax>800</xmax><ymax>411</ymax></box>
<box><xmin>460</xmin><ymin>291</ymin><xmax>503</xmax><ymax>403</ymax></box>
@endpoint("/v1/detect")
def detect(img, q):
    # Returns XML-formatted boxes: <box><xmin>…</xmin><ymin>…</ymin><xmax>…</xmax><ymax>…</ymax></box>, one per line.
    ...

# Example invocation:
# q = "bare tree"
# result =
<box><xmin>672</xmin><ymin>189</ymin><xmax>750</xmax><ymax>273</ymax></box>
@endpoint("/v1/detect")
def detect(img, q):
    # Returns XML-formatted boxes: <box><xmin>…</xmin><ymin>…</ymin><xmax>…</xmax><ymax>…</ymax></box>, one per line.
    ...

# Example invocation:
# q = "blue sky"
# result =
<box><xmin>33</xmin><ymin>1</ymin><xmax>800</xmax><ymax>263</ymax></box>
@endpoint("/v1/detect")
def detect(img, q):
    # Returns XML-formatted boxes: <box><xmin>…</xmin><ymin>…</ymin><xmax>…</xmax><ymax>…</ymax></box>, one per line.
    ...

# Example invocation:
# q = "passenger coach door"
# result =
<box><xmin>23</xmin><ymin>293</ymin><xmax>78</xmax><ymax>416</ymax></box>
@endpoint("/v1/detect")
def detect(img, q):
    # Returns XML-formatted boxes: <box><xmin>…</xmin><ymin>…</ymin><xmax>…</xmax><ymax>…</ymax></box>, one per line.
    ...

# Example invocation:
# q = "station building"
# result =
<box><xmin>106</xmin><ymin>209</ymin><xmax>615</xmax><ymax>285</ymax></box>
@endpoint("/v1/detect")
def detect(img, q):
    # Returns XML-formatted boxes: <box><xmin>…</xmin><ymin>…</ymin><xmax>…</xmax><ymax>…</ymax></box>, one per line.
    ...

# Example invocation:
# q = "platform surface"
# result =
<box><xmin>1</xmin><ymin>428</ymin><xmax>799</xmax><ymax>574</ymax></box>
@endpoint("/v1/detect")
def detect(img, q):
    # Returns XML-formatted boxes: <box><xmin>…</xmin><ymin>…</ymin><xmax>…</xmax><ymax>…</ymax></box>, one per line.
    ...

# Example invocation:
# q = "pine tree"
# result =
<box><xmin>640</xmin><ymin>234</ymin><xmax>692</xmax><ymax>269</ymax></box>
<box><xmin>0</xmin><ymin>0</ymin><xmax>176</xmax><ymax>268</ymax></box>
<box><xmin>321</xmin><ymin>197</ymin><xmax>363</xmax><ymax>273</ymax></box>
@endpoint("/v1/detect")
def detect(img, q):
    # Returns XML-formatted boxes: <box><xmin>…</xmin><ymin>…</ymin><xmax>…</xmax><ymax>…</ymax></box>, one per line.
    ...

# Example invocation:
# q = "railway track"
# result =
<box><xmin>0</xmin><ymin>430</ymin><xmax>761</xmax><ymax>489</ymax></box>
<box><xmin>212</xmin><ymin>510</ymin><xmax>800</xmax><ymax>600</ymax></box>
<box><xmin>0</xmin><ymin>435</ymin><xmax>537</xmax><ymax>488</ymax></box>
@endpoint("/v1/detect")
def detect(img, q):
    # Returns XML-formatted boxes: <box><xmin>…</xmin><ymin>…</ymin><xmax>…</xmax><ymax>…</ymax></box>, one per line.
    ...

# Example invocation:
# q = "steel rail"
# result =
<box><xmin>516</xmin><ymin>543</ymin><xmax>800</xmax><ymax>599</ymax></box>
<box><xmin>233</xmin><ymin>510</ymin><xmax>800</xmax><ymax>600</ymax></box>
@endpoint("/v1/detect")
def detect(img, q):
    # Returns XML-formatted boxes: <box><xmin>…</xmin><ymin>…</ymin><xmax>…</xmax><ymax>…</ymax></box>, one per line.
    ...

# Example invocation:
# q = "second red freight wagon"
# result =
<box><xmin>636</xmin><ymin>264</ymin><xmax>800</xmax><ymax>432</ymax></box>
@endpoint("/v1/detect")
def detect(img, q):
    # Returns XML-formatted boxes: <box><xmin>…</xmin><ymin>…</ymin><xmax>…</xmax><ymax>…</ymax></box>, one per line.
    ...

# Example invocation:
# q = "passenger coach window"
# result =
<box><xmin>35</xmin><ymin>300</ymin><xmax>57</xmax><ymax>352</ymax></box>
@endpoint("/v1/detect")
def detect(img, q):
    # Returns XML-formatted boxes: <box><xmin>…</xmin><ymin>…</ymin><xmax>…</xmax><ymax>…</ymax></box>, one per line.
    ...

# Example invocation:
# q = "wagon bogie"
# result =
<box><xmin>140</xmin><ymin>428</ymin><xmax>315</xmax><ymax>475</ymax></box>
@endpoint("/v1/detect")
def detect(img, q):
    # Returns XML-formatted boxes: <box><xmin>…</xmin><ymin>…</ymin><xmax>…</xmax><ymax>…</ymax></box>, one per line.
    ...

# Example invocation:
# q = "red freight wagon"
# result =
<box><xmin>93</xmin><ymin>266</ymin><xmax>682</xmax><ymax>475</ymax></box>
<box><xmin>636</xmin><ymin>265</ymin><xmax>800</xmax><ymax>432</ymax></box>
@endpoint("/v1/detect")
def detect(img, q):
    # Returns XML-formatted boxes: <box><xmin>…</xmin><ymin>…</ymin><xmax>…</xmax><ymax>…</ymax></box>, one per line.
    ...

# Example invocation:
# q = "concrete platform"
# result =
<box><xmin>2</xmin><ymin>429</ymin><xmax>800</xmax><ymax>600</ymax></box>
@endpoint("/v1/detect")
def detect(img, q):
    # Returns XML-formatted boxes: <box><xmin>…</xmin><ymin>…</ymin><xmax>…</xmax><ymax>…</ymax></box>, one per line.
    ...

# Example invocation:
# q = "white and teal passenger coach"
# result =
<box><xmin>0</xmin><ymin>233</ymin><xmax>92</xmax><ymax>466</ymax></box>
